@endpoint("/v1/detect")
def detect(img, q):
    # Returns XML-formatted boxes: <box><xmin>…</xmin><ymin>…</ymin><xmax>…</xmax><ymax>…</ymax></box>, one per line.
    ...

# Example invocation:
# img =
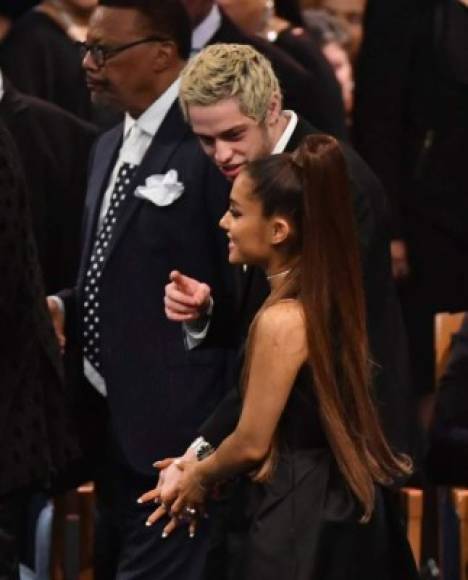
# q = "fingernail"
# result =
<box><xmin>145</xmin><ymin>520</ymin><xmax>152</xmax><ymax>527</ymax></box>
<box><xmin>161</xmin><ymin>531</ymin><xmax>168</xmax><ymax>538</ymax></box>
<box><xmin>153</xmin><ymin>462</ymin><xmax>160</xmax><ymax>468</ymax></box>
<box><xmin>189</xmin><ymin>531</ymin><xmax>195</xmax><ymax>538</ymax></box>
<box><xmin>136</xmin><ymin>498</ymin><xmax>142</xmax><ymax>504</ymax></box>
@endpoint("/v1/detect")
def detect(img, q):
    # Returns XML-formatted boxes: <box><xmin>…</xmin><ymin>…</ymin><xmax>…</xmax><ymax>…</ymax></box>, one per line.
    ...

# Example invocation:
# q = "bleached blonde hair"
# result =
<box><xmin>179</xmin><ymin>43</ymin><xmax>282</xmax><ymax>123</ymax></box>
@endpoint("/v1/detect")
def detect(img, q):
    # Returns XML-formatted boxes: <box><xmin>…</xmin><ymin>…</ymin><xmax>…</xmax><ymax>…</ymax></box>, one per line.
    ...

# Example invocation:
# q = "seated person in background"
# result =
<box><xmin>0</xmin><ymin>0</ymin><xmax>118</xmax><ymax>127</ymax></box>
<box><xmin>213</xmin><ymin>0</ymin><xmax>348</xmax><ymax>138</ymax></box>
<box><xmin>311</xmin><ymin>0</ymin><xmax>367</xmax><ymax>62</ymax></box>
<box><xmin>303</xmin><ymin>8</ymin><xmax>354</xmax><ymax>115</ymax></box>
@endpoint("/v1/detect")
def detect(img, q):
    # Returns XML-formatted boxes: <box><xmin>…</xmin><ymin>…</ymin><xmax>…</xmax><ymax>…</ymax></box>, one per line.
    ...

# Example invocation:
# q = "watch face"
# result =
<box><xmin>196</xmin><ymin>441</ymin><xmax>213</xmax><ymax>460</ymax></box>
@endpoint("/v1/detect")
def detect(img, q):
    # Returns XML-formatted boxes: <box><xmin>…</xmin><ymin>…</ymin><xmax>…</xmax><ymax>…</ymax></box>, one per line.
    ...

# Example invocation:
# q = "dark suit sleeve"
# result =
<box><xmin>427</xmin><ymin>314</ymin><xmax>468</xmax><ymax>484</ymax></box>
<box><xmin>198</xmin><ymin>385</ymin><xmax>242</xmax><ymax>447</ymax></box>
<box><xmin>0</xmin><ymin>124</ymin><xmax>27</xmax><ymax>346</ymax></box>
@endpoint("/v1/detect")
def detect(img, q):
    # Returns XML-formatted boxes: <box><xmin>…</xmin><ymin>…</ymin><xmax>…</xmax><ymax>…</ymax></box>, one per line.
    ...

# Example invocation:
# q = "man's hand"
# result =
<box><xmin>164</xmin><ymin>270</ymin><xmax>211</xmax><ymax>322</ymax></box>
<box><xmin>390</xmin><ymin>240</ymin><xmax>410</xmax><ymax>280</ymax></box>
<box><xmin>47</xmin><ymin>297</ymin><xmax>66</xmax><ymax>353</ymax></box>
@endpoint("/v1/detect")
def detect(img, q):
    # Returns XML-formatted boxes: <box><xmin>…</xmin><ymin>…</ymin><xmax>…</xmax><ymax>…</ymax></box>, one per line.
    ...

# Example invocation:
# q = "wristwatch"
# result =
<box><xmin>190</xmin><ymin>436</ymin><xmax>214</xmax><ymax>461</ymax></box>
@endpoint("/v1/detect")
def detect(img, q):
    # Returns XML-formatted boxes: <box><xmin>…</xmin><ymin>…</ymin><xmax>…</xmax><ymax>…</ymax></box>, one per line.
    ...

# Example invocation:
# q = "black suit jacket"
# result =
<box><xmin>0</xmin><ymin>122</ymin><xmax>79</xmax><ymax>495</ymax></box>
<box><xmin>200</xmin><ymin>117</ymin><xmax>415</xmax><ymax>456</ymax></box>
<box><xmin>210</xmin><ymin>13</ymin><xmax>347</xmax><ymax>140</ymax></box>
<box><xmin>62</xmin><ymin>101</ymin><xmax>235</xmax><ymax>476</ymax></box>
<box><xmin>353</xmin><ymin>0</ymin><xmax>468</xmax><ymax>243</ymax></box>
<box><xmin>0</xmin><ymin>79</ymin><xmax>97</xmax><ymax>293</ymax></box>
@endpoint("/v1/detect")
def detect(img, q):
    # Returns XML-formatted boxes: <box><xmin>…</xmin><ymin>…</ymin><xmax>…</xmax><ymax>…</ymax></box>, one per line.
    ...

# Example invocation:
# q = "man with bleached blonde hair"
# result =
<box><xmin>179</xmin><ymin>43</ymin><xmax>281</xmax><ymax>123</ymax></box>
<box><xmin>142</xmin><ymin>43</ymin><xmax>414</xmax><ymax>562</ymax></box>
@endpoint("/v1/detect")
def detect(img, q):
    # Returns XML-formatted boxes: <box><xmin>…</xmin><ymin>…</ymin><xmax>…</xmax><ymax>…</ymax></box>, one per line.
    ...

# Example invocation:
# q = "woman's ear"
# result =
<box><xmin>270</xmin><ymin>217</ymin><xmax>291</xmax><ymax>246</ymax></box>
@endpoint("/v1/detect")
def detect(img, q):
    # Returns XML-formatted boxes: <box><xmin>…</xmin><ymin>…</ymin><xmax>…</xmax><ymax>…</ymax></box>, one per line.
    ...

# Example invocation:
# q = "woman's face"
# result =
<box><xmin>220</xmin><ymin>172</ymin><xmax>277</xmax><ymax>266</ymax></box>
<box><xmin>321</xmin><ymin>0</ymin><xmax>366</xmax><ymax>59</ymax></box>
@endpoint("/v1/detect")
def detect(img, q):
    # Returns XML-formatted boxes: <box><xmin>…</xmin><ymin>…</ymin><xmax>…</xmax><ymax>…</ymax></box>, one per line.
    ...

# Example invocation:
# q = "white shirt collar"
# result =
<box><xmin>272</xmin><ymin>110</ymin><xmax>298</xmax><ymax>154</ymax></box>
<box><xmin>191</xmin><ymin>4</ymin><xmax>222</xmax><ymax>51</ymax></box>
<box><xmin>123</xmin><ymin>77</ymin><xmax>181</xmax><ymax>139</ymax></box>
<box><xmin>0</xmin><ymin>70</ymin><xmax>4</xmax><ymax>102</ymax></box>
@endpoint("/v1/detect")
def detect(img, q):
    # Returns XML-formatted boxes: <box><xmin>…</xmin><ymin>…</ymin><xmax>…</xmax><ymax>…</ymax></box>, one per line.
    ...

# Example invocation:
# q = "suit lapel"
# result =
<box><xmin>101</xmin><ymin>102</ymin><xmax>190</xmax><ymax>268</ymax></box>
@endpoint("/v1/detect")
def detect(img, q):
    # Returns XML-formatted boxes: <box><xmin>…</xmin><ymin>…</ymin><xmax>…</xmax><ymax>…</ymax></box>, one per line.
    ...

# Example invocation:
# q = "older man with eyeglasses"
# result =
<box><xmin>47</xmin><ymin>1</ymin><xmax>234</xmax><ymax>579</ymax></box>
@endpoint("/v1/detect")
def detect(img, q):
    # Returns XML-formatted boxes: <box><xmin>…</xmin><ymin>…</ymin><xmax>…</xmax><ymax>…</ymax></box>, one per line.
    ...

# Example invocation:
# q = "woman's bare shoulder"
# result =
<box><xmin>255</xmin><ymin>300</ymin><xmax>306</xmax><ymax>355</ymax></box>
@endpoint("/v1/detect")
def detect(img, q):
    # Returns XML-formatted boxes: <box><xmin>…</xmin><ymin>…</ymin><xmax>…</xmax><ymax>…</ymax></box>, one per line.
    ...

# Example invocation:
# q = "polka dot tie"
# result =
<box><xmin>82</xmin><ymin>161</ymin><xmax>138</xmax><ymax>373</ymax></box>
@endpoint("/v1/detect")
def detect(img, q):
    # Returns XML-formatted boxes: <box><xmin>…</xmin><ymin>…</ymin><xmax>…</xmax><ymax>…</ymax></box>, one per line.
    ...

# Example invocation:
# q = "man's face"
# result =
<box><xmin>83</xmin><ymin>6</ymin><xmax>159</xmax><ymax>114</ymax></box>
<box><xmin>322</xmin><ymin>0</ymin><xmax>366</xmax><ymax>59</ymax></box>
<box><xmin>181</xmin><ymin>0</ymin><xmax>214</xmax><ymax>26</ymax></box>
<box><xmin>187</xmin><ymin>97</ymin><xmax>273</xmax><ymax>180</ymax></box>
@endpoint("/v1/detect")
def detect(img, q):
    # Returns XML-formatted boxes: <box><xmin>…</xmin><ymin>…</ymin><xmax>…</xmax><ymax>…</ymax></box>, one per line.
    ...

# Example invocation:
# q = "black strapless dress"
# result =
<box><xmin>235</xmin><ymin>366</ymin><xmax>419</xmax><ymax>580</ymax></box>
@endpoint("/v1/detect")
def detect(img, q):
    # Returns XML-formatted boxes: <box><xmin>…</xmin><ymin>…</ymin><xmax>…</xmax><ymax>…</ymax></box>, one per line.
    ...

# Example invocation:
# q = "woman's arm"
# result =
<box><xmin>170</xmin><ymin>301</ymin><xmax>307</xmax><ymax>513</ymax></box>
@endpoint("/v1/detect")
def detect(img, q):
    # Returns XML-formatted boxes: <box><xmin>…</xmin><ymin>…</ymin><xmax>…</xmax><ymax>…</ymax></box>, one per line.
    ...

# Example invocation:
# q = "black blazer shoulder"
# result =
<box><xmin>0</xmin><ymin>122</ymin><xmax>79</xmax><ymax>493</ymax></box>
<box><xmin>0</xmin><ymin>80</ymin><xmax>97</xmax><ymax>292</ymax></box>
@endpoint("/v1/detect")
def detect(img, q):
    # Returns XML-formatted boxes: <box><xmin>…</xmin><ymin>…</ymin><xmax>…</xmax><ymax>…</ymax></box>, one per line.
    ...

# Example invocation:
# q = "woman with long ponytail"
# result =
<box><xmin>144</xmin><ymin>135</ymin><xmax>418</xmax><ymax>579</ymax></box>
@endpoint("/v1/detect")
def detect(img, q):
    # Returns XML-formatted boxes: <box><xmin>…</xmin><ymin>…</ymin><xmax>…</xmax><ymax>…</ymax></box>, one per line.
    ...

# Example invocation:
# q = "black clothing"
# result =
<box><xmin>94</xmin><ymin>432</ymin><xmax>211</xmax><ymax>580</ymax></box>
<box><xmin>274</xmin><ymin>25</ymin><xmax>347</xmax><ymax>137</ymax></box>
<box><xmin>0</xmin><ymin>122</ymin><xmax>79</xmax><ymax>496</ymax></box>
<box><xmin>60</xmin><ymin>102</ymin><xmax>234</xmax><ymax>579</ymax></box>
<box><xmin>237</xmin><ymin>366</ymin><xmax>418</xmax><ymax>579</ymax></box>
<box><xmin>201</xmin><ymin>117</ymin><xmax>415</xmax><ymax>458</ymax></box>
<box><xmin>210</xmin><ymin>13</ymin><xmax>348</xmax><ymax>139</ymax></box>
<box><xmin>0</xmin><ymin>79</ymin><xmax>97</xmax><ymax>293</ymax></box>
<box><xmin>0</xmin><ymin>10</ymin><xmax>118</xmax><ymax>127</ymax></box>
<box><xmin>353</xmin><ymin>0</ymin><xmax>468</xmax><ymax>393</ymax></box>
<box><xmin>0</xmin><ymin>489</ymin><xmax>30</xmax><ymax>580</ymax></box>
<box><xmin>0</xmin><ymin>11</ymin><xmax>90</xmax><ymax>119</ymax></box>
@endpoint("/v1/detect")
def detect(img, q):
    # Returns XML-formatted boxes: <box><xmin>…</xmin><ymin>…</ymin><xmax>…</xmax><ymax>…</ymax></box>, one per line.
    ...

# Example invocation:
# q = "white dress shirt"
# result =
<box><xmin>98</xmin><ymin>79</ymin><xmax>181</xmax><ymax>227</ymax></box>
<box><xmin>184</xmin><ymin>110</ymin><xmax>299</xmax><ymax>349</ymax></box>
<box><xmin>191</xmin><ymin>4</ymin><xmax>222</xmax><ymax>53</ymax></box>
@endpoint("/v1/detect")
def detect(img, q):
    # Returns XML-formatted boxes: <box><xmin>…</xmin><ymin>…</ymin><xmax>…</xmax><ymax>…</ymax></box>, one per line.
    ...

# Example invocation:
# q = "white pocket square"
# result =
<box><xmin>134</xmin><ymin>169</ymin><xmax>184</xmax><ymax>207</ymax></box>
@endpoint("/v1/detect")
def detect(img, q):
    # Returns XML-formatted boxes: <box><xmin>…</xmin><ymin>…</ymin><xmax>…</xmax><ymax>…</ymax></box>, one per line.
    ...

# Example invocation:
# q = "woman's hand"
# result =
<box><xmin>170</xmin><ymin>460</ymin><xmax>209</xmax><ymax>518</ymax></box>
<box><xmin>137</xmin><ymin>458</ymin><xmax>207</xmax><ymax>538</ymax></box>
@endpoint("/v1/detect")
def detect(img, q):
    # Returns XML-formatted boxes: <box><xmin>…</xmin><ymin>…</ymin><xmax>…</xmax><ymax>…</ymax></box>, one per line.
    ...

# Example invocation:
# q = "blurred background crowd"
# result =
<box><xmin>0</xmin><ymin>0</ymin><xmax>467</xmax><ymax>579</ymax></box>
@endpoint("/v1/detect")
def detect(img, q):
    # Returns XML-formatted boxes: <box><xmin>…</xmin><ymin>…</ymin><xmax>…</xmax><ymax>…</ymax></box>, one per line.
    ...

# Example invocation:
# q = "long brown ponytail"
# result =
<box><xmin>243</xmin><ymin>135</ymin><xmax>411</xmax><ymax>522</ymax></box>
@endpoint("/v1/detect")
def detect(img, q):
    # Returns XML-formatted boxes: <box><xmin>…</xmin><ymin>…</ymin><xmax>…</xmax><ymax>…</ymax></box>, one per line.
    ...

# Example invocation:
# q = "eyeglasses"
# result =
<box><xmin>78</xmin><ymin>36</ymin><xmax>169</xmax><ymax>68</ymax></box>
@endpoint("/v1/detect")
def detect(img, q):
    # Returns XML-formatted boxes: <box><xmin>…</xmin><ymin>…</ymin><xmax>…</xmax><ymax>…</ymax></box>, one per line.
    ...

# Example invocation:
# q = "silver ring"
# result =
<box><xmin>183</xmin><ymin>506</ymin><xmax>197</xmax><ymax>517</ymax></box>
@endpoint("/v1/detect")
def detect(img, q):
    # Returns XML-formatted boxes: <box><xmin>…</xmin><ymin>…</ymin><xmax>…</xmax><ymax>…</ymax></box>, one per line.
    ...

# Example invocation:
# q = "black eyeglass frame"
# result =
<box><xmin>78</xmin><ymin>35</ymin><xmax>169</xmax><ymax>67</ymax></box>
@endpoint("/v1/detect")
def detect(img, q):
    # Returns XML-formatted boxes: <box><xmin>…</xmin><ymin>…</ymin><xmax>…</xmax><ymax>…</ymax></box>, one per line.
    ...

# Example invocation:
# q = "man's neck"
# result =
<box><xmin>127</xmin><ymin>65</ymin><xmax>184</xmax><ymax>118</ymax></box>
